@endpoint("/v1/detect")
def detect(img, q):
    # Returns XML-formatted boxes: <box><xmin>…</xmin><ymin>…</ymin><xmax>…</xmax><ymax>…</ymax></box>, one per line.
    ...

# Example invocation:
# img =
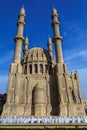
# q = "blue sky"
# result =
<box><xmin>0</xmin><ymin>0</ymin><xmax>87</xmax><ymax>98</ymax></box>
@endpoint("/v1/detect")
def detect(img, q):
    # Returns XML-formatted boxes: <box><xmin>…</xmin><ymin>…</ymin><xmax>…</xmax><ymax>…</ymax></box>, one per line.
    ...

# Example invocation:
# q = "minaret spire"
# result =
<box><xmin>13</xmin><ymin>7</ymin><xmax>25</xmax><ymax>63</ymax></box>
<box><xmin>47</xmin><ymin>37</ymin><xmax>53</xmax><ymax>57</ymax></box>
<box><xmin>24</xmin><ymin>37</ymin><xmax>29</xmax><ymax>55</ymax></box>
<box><xmin>52</xmin><ymin>8</ymin><xmax>64</xmax><ymax>63</ymax></box>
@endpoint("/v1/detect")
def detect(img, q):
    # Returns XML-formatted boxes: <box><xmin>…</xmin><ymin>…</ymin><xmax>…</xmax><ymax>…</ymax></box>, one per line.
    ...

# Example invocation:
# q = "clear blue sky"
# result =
<box><xmin>0</xmin><ymin>0</ymin><xmax>87</xmax><ymax>98</ymax></box>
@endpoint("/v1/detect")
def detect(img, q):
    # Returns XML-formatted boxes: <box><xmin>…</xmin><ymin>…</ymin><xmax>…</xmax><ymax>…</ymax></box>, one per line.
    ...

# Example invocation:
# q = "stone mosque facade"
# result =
<box><xmin>2</xmin><ymin>8</ymin><xmax>85</xmax><ymax>117</ymax></box>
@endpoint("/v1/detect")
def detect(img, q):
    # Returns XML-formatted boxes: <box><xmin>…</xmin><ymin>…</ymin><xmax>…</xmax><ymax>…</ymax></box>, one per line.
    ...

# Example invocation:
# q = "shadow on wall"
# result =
<box><xmin>85</xmin><ymin>109</ymin><xmax>87</xmax><ymax>115</ymax></box>
<box><xmin>0</xmin><ymin>93</ymin><xmax>7</xmax><ymax>115</ymax></box>
<box><xmin>49</xmin><ymin>76</ymin><xmax>59</xmax><ymax>116</ymax></box>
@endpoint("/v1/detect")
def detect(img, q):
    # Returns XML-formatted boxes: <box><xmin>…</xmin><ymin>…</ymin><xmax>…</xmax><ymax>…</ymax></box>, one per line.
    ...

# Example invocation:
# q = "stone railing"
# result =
<box><xmin>0</xmin><ymin>116</ymin><xmax>87</xmax><ymax>124</ymax></box>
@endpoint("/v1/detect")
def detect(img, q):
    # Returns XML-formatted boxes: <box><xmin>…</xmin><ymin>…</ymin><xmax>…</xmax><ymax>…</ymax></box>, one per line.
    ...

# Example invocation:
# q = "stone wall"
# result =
<box><xmin>83</xmin><ymin>99</ymin><xmax>87</xmax><ymax>115</ymax></box>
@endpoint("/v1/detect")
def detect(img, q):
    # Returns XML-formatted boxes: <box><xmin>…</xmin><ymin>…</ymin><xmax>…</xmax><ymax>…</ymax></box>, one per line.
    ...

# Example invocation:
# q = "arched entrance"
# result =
<box><xmin>31</xmin><ymin>83</ymin><xmax>47</xmax><ymax>116</ymax></box>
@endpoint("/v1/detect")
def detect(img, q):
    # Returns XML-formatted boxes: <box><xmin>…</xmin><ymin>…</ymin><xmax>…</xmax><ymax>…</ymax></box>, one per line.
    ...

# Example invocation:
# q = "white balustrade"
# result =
<box><xmin>0</xmin><ymin>116</ymin><xmax>87</xmax><ymax>124</ymax></box>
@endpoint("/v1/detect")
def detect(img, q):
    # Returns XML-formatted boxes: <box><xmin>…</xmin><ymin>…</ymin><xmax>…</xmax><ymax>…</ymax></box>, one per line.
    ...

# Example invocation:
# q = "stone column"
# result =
<box><xmin>14</xmin><ymin>76</ymin><xmax>20</xmax><ymax>104</ymax></box>
<box><xmin>75</xmin><ymin>71</ymin><xmax>83</xmax><ymax>103</ymax></box>
<box><xmin>64</xmin><ymin>74</ymin><xmax>71</xmax><ymax>103</ymax></box>
<box><xmin>38</xmin><ymin>62</ymin><xmax>40</xmax><ymax>74</ymax></box>
<box><xmin>32</xmin><ymin>63</ymin><xmax>34</xmax><ymax>74</ymax></box>
<box><xmin>27</xmin><ymin>63</ymin><xmax>29</xmax><ymax>74</ymax></box>
<box><xmin>43</xmin><ymin>63</ymin><xmax>45</xmax><ymax>74</ymax></box>
<box><xmin>71</xmin><ymin>73</ymin><xmax>77</xmax><ymax>103</ymax></box>
<box><xmin>24</xmin><ymin>78</ymin><xmax>32</xmax><ymax>116</ymax></box>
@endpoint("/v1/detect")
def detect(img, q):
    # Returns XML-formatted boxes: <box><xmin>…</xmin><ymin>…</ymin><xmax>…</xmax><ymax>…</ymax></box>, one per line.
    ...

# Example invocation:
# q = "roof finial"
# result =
<box><xmin>52</xmin><ymin>8</ymin><xmax>57</xmax><ymax>15</ymax></box>
<box><xmin>20</xmin><ymin>7</ymin><xmax>25</xmax><ymax>15</ymax></box>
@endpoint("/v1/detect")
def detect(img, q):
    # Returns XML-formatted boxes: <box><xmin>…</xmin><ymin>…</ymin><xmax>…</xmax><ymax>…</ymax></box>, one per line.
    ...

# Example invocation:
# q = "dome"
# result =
<box><xmin>22</xmin><ymin>47</ymin><xmax>55</xmax><ymax>75</ymax></box>
<box><xmin>22</xmin><ymin>47</ymin><xmax>52</xmax><ymax>64</ymax></box>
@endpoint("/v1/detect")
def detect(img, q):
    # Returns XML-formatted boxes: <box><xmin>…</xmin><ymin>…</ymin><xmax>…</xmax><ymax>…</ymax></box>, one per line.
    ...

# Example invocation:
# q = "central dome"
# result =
<box><xmin>23</xmin><ymin>47</ymin><xmax>52</xmax><ymax>64</ymax></box>
<box><xmin>22</xmin><ymin>47</ymin><xmax>55</xmax><ymax>75</ymax></box>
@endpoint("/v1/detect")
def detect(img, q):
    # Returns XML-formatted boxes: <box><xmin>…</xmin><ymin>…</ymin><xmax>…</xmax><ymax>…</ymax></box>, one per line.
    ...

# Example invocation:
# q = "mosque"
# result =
<box><xmin>1</xmin><ymin>7</ymin><xmax>86</xmax><ymax>117</ymax></box>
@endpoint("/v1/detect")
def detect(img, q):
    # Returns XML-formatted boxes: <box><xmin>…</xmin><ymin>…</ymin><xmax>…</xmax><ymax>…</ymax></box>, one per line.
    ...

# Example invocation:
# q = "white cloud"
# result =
<box><xmin>65</xmin><ymin>50</ymin><xmax>87</xmax><ymax>61</ymax></box>
<box><xmin>0</xmin><ymin>51</ymin><xmax>13</xmax><ymax>94</ymax></box>
<box><xmin>63</xmin><ymin>22</ymin><xmax>87</xmax><ymax>52</ymax></box>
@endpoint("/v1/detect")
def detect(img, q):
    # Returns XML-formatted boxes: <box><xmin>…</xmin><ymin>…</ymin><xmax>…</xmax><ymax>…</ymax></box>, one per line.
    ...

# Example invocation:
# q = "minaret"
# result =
<box><xmin>24</xmin><ymin>37</ymin><xmax>29</xmax><ymax>55</ymax></box>
<box><xmin>47</xmin><ymin>37</ymin><xmax>53</xmax><ymax>57</ymax></box>
<box><xmin>51</xmin><ymin>8</ymin><xmax>67</xmax><ymax>116</ymax></box>
<box><xmin>52</xmin><ymin>8</ymin><xmax>64</xmax><ymax>63</ymax></box>
<box><xmin>14</xmin><ymin>7</ymin><xmax>25</xmax><ymax>63</ymax></box>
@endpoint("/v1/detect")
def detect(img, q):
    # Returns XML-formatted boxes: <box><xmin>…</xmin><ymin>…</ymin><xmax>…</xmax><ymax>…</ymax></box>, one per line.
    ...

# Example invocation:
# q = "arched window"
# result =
<box><xmin>34</xmin><ymin>64</ymin><xmax>38</xmax><ymax>73</ymax></box>
<box><xmin>72</xmin><ymin>90</ymin><xmax>75</xmax><ymax>102</ymax></box>
<box><xmin>32</xmin><ymin>88</ymin><xmax>35</xmax><ymax>115</ymax></box>
<box><xmin>49</xmin><ymin>65</ymin><xmax>52</xmax><ymax>75</ymax></box>
<box><xmin>29</xmin><ymin>64</ymin><xmax>32</xmax><ymax>74</ymax></box>
<box><xmin>32</xmin><ymin>88</ymin><xmax>35</xmax><ymax>106</ymax></box>
<box><xmin>45</xmin><ymin>65</ymin><xmax>48</xmax><ymax>73</ymax></box>
<box><xmin>40</xmin><ymin>64</ymin><xmax>43</xmax><ymax>73</ymax></box>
